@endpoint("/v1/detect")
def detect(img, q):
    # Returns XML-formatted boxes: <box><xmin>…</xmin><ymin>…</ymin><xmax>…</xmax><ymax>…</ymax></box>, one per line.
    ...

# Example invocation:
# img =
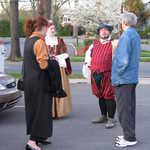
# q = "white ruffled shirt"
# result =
<box><xmin>45</xmin><ymin>35</ymin><xmax>58</xmax><ymax>46</ymax></box>
<box><xmin>45</xmin><ymin>35</ymin><xmax>69</xmax><ymax>68</ymax></box>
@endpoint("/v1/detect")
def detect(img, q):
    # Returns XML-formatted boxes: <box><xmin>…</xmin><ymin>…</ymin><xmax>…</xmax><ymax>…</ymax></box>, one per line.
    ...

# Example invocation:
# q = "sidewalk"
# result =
<box><xmin>70</xmin><ymin>78</ymin><xmax>150</xmax><ymax>85</ymax></box>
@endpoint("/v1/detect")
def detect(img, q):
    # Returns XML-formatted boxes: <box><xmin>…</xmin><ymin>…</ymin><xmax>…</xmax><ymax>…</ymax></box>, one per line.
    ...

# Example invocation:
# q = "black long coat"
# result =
<box><xmin>24</xmin><ymin>36</ymin><xmax>52</xmax><ymax>139</ymax></box>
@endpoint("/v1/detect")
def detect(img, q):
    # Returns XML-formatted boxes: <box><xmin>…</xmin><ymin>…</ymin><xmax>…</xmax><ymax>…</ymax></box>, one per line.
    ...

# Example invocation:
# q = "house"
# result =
<box><xmin>61</xmin><ymin>10</ymin><xmax>72</xmax><ymax>26</ymax></box>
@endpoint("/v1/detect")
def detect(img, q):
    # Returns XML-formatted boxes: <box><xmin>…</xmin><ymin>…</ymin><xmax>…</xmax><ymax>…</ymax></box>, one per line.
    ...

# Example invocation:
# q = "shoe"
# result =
<box><xmin>36</xmin><ymin>138</ymin><xmax>51</xmax><ymax>145</ymax></box>
<box><xmin>37</xmin><ymin>139</ymin><xmax>51</xmax><ymax>145</ymax></box>
<box><xmin>105</xmin><ymin>118</ymin><xmax>115</xmax><ymax>129</ymax></box>
<box><xmin>115</xmin><ymin>138</ymin><xmax>137</xmax><ymax>148</ymax></box>
<box><xmin>25</xmin><ymin>144</ymin><xmax>40</xmax><ymax>150</ymax></box>
<box><xmin>92</xmin><ymin>116</ymin><xmax>107</xmax><ymax>124</ymax></box>
<box><xmin>115</xmin><ymin>135</ymin><xmax>124</xmax><ymax>141</ymax></box>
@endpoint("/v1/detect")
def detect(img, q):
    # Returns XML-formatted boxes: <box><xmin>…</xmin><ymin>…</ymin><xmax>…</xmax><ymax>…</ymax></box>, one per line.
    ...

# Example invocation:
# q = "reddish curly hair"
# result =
<box><xmin>24</xmin><ymin>16</ymin><xmax>48</xmax><ymax>37</ymax></box>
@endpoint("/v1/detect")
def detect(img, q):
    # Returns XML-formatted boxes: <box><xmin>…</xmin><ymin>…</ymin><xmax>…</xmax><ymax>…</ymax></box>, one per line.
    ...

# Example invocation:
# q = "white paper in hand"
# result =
<box><xmin>55</xmin><ymin>53</ymin><xmax>69</xmax><ymax>68</ymax></box>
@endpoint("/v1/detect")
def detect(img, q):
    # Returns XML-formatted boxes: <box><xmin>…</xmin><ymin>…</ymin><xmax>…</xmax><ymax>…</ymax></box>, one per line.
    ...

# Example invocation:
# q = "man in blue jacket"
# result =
<box><xmin>112</xmin><ymin>12</ymin><xmax>141</xmax><ymax>148</ymax></box>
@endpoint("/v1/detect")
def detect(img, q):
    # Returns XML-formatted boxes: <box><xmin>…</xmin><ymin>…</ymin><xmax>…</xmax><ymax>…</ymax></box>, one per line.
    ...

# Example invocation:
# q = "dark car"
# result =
<box><xmin>0</xmin><ymin>73</ymin><xmax>22</xmax><ymax>112</ymax></box>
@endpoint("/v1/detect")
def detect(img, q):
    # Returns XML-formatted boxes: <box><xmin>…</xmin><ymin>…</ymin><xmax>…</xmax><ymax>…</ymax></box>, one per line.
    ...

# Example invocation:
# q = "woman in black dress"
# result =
<box><xmin>24</xmin><ymin>16</ymin><xmax>52</xmax><ymax>150</ymax></box>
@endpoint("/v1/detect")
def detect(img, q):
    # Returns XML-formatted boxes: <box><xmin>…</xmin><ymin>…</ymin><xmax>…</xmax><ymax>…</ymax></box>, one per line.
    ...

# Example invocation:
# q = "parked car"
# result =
<box><xmin>0</xmin><ymin>73</ymin><xmax>22</xmax><ymax>112</ymax></box>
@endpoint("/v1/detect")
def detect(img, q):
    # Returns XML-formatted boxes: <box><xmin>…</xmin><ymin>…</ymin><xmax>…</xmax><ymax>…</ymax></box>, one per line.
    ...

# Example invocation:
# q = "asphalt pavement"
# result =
<box><xmin>4</xmin><ymin>61</ymin><xmax>150</xmax><ymax>78</ymax></box>
<box><xmin>0</xmin><ymin>83</ymin><xmax>150</xmax><ymax>150</ymax></box>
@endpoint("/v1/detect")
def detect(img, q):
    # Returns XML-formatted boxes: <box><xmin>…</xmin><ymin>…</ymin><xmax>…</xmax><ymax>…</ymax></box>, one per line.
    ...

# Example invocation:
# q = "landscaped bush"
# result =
<box><xmin>84</xmin><ymin>38</ymin><xmax>93</xmax><ymax>47</ymax></box>
<box><xmin>56</xmin><ymin>23</ymin><xmax>71</xmax><ymax>36</ymax></box>
<box><xmin>138</xmin><ymin>31</ymin><xmax>148</xmax><ymax>38</ymax></box>
<box><xmin>56</xmin><ymin>23</ymin><xmax>85</xmax><ymax>36</ymax></box>
<box><xmin>78</xmin><ymin>26</ymin><xmax>86</xmax><ymax>35</ymax></box>
<box><xmin>18</xmin><ymin>20</ymin><xmax>25</xmax><ymax>37</ymax></box>
<box><xmin>0</xmin><ymin>19</ymin><xmax>25</xmax><ymax>37</ymax></box>
<box><xmin>145</xmin><ymin>26</ymin><xmax>150</xmax><ymax>35</ymax></box>
<box><xmin>138</xmin><ymin>26</ymin><xmax>150</xmax><ymax>39</ymax></box>
<box><xmin>0</xmin><ymin>19</ymin><xmax>86</xmax><ymax>37</ymax></box>
<box><xmin>76</xmin><ymin>38</ymin><xmax>94</xmax><ymax>56</ymax></box>
<box><xmin>0</xmin><ymin>20</ymin><xmax>10</xmax><ymax>37</ymax></box>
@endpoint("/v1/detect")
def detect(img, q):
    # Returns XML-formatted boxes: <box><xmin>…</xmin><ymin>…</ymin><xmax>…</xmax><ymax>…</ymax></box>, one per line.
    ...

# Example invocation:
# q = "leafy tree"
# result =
<box><xmin>124</xmin><ymin>0</ymin><xmax>147</xmax><ymax>26</ymax></box>
<box><xmin>0</xmin><ymin>0</ymin><xmax>10</xmax><ymax>18</ymax></box>
<box><xmin>52</xmin><ymin>0</ymin><xmax>70</xmax><ymax>16</ymax></box>
<box><xmin>68</xmin><ymin>0</ymin><xmax>121</xmax><ymax>31</ymax></box>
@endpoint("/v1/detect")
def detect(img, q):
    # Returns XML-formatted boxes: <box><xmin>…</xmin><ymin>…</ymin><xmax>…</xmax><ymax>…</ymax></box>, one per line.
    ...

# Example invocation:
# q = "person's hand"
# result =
<box><xmin>88</xmin><ymin>65</ymin><xmax>91</xmax><ymax>69</ymax></box>
<box><xmin>49</xmin><ymin>54</ymin><xmax>57</xmax><ymax>60</ymax></box>
<box><xmin>112</xmin><ymin>39</ymin><xmax>119</xmax><ymax>49</ymax></box>
<box><xmin>50</xmin><ymin>54</ymin><xmax>56</xmax><ymax>57</ymax></box>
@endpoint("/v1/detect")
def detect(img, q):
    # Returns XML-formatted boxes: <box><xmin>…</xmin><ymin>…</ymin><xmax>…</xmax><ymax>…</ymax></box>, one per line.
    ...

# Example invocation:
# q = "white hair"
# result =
<box><xmin>120</xmin><ymin>11</ymin><xmax>137</xmax><ymax>26</ymax></box>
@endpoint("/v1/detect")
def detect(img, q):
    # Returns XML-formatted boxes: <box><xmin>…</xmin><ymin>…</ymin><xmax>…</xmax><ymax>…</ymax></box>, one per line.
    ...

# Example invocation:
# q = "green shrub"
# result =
<box><xmin>84</xmin><ymin>38</ymin><xmax>93</xmax><ymax>46</ymax></box>
<box><xmin>0</xmin><ymin>20</ymin><xmax>10</xmax><ymax>37</ymax></box>
<box><xmin>145</xmin><ymin>26</ymin><xmax>150</xmax><ymax>34</ymax></box>
<box><xmin>63</xmin><ymin>26</ymin><xmax>71</xmax><ymax>36</ymax></box>
<box><xmin>138</xmin><ymin>25</ymin><xmax>150</xmax><ymax>39</ymax></box>
<box><xmin>56</xmin><ymin>23</ymin><xmax>71</xmax><ymax>36</ymax></box>
<box><xmin>19</xmin><ymin>20</ymin><xmax>25</xmax><ymax>37</ymax></box>
<box><xmin>138</xmin><ymin>31</ymin><xmax>146</xmax><ymax>38</ymax></box>
<box><xmin>78</xmin><ymin>26</ymin><xmax>86</xmax><ymax>35</ymax></box>
<box><xmin>0</xmin><ymin>19</ymin><xmax>25</xmax><ymax>37</ymax></box>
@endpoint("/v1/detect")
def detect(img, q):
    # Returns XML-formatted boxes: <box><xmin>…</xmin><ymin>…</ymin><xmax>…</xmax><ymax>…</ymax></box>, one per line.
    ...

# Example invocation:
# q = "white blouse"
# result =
<box><xmin>45</xmin><ymin>35</ymin><xmax>58</xmax><ymax>46</ymax></box>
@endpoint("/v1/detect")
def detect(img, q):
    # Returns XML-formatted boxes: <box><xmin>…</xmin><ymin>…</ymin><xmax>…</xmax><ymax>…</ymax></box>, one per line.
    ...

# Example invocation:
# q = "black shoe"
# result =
<box><xmin>25</xmin><ymin>144</ymin><xmax>39</xmax><ymax>150</ymax></box>
<box><xmin>36</xmin><ymin>139</ymin><xmax>51</xmax><ymax>145</ymax></box>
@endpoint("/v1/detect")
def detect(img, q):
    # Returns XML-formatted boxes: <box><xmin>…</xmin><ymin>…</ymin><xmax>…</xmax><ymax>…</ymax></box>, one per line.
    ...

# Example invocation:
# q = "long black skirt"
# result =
<box><xmin>24</xmin><ymin>80</ymin><xmax>53</xmax><ymax>139</ymax></box>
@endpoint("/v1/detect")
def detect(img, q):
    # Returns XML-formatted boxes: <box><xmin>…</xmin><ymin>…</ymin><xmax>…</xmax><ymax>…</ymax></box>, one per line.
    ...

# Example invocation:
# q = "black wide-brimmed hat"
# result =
<box><xmin>96</xmin><ymin>23</ymin><xmax>113</xmax><ymax>34</ymax></box>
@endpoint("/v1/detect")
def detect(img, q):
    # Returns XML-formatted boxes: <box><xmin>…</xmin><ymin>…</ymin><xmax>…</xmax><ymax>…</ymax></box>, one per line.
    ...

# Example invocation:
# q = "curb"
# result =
<box><xmin>69</xmin><ymin>78</ymin><xmax>150</xmax><ymax>85</ymax></box>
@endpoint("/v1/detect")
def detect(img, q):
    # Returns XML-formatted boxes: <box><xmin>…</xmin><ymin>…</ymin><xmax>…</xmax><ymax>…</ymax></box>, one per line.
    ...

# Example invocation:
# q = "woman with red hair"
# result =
<box><xmin>24</xmin><ymin>16</ymin><xmax>52</xmax><ymax>150</ymax></box>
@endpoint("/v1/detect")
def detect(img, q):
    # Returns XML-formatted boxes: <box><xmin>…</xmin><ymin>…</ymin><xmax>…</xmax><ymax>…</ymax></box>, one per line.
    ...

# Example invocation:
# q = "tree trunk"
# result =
<box><xmin>30</xmin><ymin>0</ymin><xmax>37</xmax><ymax>19</ymax></box>
<box><xmin>44</xmin><ymin>0</ymin><xmax>51</xmax><ymax>19</ymax></box>
<box><xmin>38</xmin><ymin>0</ymin><xmax>51</xmax><ymax>19</ymax></box>
<box><xmin>38</xmin><ymin>0</ymin><xmax>44</xmax><ymax>16</ymax></box>
<box><xmin>9</xmin><ymin>0</ymin><xmax>21</xmax><ymax>61</ymax></box>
